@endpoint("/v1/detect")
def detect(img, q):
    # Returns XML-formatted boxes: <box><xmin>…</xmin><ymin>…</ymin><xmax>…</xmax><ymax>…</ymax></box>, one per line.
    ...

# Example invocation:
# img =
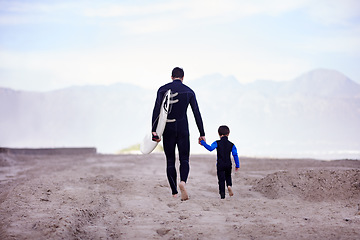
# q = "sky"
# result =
<box><xmin>0</xmin><ymin>0</ymin><xmax>360</xmax><ymax>91</ymax></box>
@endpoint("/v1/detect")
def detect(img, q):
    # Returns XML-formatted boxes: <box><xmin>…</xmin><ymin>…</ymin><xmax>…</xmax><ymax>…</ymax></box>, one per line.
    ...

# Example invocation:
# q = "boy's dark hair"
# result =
<box><xmin>172</xmin><ymin>67</ymin><xmax>184</xmax><ymax>78</ymax></box>
<box><xmin>218</xmin><ymin>125</ymin><xmax>230</xmax><ymax>136</ymax></box>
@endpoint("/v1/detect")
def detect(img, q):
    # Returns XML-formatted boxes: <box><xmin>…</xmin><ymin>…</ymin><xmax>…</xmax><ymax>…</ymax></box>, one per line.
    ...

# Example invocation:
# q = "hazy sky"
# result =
<box><xmin>0</xmin><ymin>0</ymin><xmax>359</xmax><ymax>91</ymax></box>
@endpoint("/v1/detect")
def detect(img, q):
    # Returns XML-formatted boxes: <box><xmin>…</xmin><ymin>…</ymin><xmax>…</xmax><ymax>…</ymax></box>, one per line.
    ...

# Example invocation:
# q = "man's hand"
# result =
<box><xmin>198</xmin><ymin>136</ymin><xmax>206</xmax><ymax>144</ymax></box>
<box><xmin>152</xmin><ymin>132</ymin><xmax>161</xmax><ymax>142</ymax></box>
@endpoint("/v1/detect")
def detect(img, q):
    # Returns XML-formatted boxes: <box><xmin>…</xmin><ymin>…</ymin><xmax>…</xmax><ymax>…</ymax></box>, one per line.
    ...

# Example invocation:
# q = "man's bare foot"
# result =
<box><xmin>179</xmin><ymin>181</ymin><xmax>189</xmax><ymax>201</ymax></box>
<box><xmin>172</xmin><ymin>194</ymin><xmax>177</xmax><ymax>198</ymax></box>
<box><xmin>227</xmin><ymin>186</ymin><xmax>234</xmax><ymax>196</ymax></box>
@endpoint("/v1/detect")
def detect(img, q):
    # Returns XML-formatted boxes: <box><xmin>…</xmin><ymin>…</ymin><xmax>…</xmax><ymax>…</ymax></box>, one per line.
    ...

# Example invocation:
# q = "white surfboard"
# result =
<box><xmin>140</xmin><ymin>89</ymin><xmax>172</xmax><ymax>154</ymax></box>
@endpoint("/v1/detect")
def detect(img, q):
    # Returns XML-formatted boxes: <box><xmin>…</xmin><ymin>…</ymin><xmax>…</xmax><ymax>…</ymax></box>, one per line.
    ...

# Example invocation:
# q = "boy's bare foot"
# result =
<box><xmin>172</xmin><ymin>194</ymin><xmax>177</xmax><ymax>198</ymax></box>
<box><xmin>227</xmin><ymin>186</ymin><xmax>234</xmax><ymax>196</ymax></box>
<box><xmin>179</xmin><ymin>181</ymin><xmax>189</xmax><ymax>201</ymax></box>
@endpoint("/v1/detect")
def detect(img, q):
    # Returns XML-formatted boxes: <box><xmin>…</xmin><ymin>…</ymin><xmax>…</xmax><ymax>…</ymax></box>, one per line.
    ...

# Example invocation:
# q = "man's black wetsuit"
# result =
<box><xmin>152</xmin><ymin>79</ymin><xmax>205</xmax><ymax>195</ymax></box>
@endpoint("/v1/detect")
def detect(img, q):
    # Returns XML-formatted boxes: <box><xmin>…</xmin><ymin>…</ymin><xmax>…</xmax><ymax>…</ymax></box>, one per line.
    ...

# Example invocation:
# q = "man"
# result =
<box><xmin>152</xmin><ymin>67</ymin><xmax>205</xmax><ymax>200</ymax></box>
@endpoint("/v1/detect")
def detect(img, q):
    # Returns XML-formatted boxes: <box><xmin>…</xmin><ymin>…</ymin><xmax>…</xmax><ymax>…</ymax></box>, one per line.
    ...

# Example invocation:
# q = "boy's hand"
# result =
<box><xmin>235</xmin><ymin>167</ymin><xmax>239</xmax><ymax>171</ymax></box>
<box><xmin>198</xmin><ymin>136</ymin><xmax>206</xmax><ymax>145</ymax></box>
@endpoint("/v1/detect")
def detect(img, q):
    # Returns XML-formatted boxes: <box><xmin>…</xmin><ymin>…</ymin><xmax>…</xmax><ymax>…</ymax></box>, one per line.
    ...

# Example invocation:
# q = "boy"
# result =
<box><xmin>200</xmin><ymin>125</ymin><xmax>240</xmax><ymax>199</ymax></box>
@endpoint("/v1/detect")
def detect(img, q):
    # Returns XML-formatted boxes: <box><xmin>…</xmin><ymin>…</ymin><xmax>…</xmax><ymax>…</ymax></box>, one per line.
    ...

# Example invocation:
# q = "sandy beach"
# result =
<box><xmin>0</xmin><ymin>152</ymin><xmax>359</xmax><ymax>239</ymax></box>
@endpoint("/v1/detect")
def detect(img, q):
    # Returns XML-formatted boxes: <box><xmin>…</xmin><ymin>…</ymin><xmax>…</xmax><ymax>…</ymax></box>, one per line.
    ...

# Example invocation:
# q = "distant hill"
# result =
<box><xmin>0</xmin><ymin>83</ymin><xmax>155</xmax><ymax>153</ymax></box>
<box><xmin>187</xmin><ymin>69</ymin><xmax>360</xmax><ymax>158</ymax></box>
<box><xmin>1</xmin><ymin>69</ymin><xmax>359</xmax><ymax>159</ymax></box>
<box><xmin>281</xmin><ymin>69</ymin><xmax>360</xmax><ymax>97</ymax></box>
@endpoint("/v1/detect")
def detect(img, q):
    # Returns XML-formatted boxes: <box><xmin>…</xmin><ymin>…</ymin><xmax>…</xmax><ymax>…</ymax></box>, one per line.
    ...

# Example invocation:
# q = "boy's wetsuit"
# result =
<box><xmin>201</xmin><ymin>137</ymin><xmax>239</xmax><ymax>198</ymax></box>
<box><xmin>152</xmin><ymin>79</ymin><xmax>205</xmax><ymax>195</ymax></box>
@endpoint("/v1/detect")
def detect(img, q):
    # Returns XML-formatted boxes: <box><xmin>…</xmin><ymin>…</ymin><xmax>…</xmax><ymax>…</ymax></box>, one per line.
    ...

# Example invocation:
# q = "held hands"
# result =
<box><xmin>198</xmin><ymin>136</ymin><xmax>206</xmax><ymax>145</ymax></box>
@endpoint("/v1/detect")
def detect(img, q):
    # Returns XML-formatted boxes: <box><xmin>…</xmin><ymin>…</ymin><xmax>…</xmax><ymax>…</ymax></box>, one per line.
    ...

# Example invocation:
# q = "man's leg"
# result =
<box><xmin>177</xmin><ymin>133</ymin><xmax>190</xmax><ymax>183</ymax></box>
<box><xmin>163</xmin><ymin>134</ymin><xmax>178</xmax><ymax>195</ymax></box>
<box><xmin>177</xmin><ymin>133</ymin><xmax>190</xmax><ymax>200</ymax></box>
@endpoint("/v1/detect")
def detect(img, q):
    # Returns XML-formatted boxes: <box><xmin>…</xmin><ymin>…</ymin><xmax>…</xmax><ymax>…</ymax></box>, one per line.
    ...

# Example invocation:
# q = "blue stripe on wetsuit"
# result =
<box><xmin>200</xmin><ymin>140</ymin><xmax>240</xmax><ymax>168</ymax></box>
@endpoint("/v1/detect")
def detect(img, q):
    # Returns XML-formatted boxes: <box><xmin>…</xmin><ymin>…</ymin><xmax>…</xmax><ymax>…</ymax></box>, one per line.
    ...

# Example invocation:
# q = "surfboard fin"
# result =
<box><xmin>167</xmin><ymin>119</ymin><xmax>176</xmax><ymax>123</ymax></box>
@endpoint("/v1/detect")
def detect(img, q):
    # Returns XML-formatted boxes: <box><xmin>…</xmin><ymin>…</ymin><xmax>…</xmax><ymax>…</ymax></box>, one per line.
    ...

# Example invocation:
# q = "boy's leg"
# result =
<box><xmin>217</xmin><ymin>167</ymin><xmax>226</xmax><ymax>199</ymax></box>
<box><xmin>225</xmin><ymin>167</ymin><xmax>234</xmax><ymax>196</ymax></box>
<box><xmin>227</xmin><ymin>186</ymin><xmax>234</xmax><ymax>196</ymax></box>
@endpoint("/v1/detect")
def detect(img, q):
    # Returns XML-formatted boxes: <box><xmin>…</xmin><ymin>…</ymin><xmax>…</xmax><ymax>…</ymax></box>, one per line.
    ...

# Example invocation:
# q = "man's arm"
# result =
<box><xmin>189</xmin><ymin>92</ymin><xmax>205</xmax><ymax>137</ymax></box>
<box><xmin>151</xmin><ymin>89</ymin><xmax>163</xmax><ymax>133</ymax></box>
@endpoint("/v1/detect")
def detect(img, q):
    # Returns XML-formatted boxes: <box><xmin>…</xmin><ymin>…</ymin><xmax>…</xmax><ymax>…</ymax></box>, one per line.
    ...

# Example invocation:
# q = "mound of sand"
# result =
<box><xmin>252</xmin><ymin>169</ymin><xmax>360</xmax><ymax>202</ymax></box>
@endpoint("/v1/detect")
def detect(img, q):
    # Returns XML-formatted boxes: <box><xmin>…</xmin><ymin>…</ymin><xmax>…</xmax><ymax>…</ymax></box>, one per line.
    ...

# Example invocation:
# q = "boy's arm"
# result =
<box><xmin>200</xmin><ymin>140</ymin><xmax>217</xmax><ymax>152</ymax></box>
<box><xmin>232</xmin><ymin>145</ymin><xmax>240</xmax><ymax>169</ymax></box>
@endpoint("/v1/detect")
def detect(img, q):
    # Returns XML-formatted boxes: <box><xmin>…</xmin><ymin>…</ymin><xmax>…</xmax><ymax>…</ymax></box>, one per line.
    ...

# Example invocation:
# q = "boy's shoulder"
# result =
<box><xmin>217</xmin><ymin>138</ymin><xmax>235</xmax><ymax>146</ymax></box>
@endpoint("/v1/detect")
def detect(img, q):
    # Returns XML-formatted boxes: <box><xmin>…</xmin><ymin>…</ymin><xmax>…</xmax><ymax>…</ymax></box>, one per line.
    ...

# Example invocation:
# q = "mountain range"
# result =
<box><xmin>1</xmin><ymin>68</ymin><xmax>359</xmax><ymax>159</ymax></box>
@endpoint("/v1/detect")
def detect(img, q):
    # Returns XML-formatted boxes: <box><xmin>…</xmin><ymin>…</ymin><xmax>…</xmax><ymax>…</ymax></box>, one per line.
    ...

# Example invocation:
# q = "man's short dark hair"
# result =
<box><xmin>218</xmin><ymin>125</ymin><xmax>230</xmax><ymax>136</ymax></box>
<box><xmin>172</xmin><ymin>67</ymin><xmax>184</xmax><ymax>78</ymax></box>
